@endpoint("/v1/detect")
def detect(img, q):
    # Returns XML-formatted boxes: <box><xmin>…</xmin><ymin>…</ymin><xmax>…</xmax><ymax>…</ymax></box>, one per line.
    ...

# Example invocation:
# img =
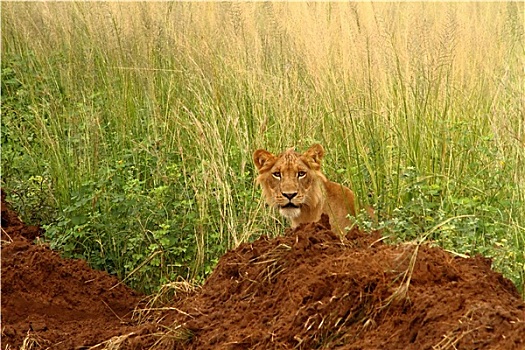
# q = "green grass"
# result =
<box><xmin>2</xmin><ymin>2</ymin><xmax>523</xmax><ymax>295</ymax></box>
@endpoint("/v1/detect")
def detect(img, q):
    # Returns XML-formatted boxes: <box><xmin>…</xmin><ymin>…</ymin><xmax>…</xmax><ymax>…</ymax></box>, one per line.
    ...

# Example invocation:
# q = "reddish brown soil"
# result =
<box><xmin>1</xmin><ymin>191</ymin><xmax>143</xmax><ymax>349</ymax></box>
<box><xmin>2</xmin><ymin>190</ymin><xmax>524</xmax><ymax>349</ymax></box>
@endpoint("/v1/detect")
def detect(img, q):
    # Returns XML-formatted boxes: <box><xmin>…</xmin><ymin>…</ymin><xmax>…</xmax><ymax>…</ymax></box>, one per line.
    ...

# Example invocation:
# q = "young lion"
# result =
<box><xmin>253</xmin><ymin>144</ymin><xmax>356</xmax><ymax>233</ymax></box>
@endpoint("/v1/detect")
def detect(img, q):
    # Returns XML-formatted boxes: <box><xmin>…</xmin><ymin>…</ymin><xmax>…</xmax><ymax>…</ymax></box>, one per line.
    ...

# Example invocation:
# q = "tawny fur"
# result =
<box><xmin>253</xmin><ymin>144</ymin><xmax>356</xmax><ymax>233</ymax></box>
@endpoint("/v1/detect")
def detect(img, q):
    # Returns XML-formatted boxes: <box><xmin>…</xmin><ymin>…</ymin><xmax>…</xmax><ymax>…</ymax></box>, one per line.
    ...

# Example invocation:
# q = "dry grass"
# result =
<box><xmin>1</xmin><ymin>228</ymin><xmax>13</xmax><ymax>246</ymax></box>
<box><xmin>19</xmin><ymin>331</ymin><xmax>48</xmax><ymax>350</ymax></box>
<box><xmin>133</xmin><ymin>279</ymin><xmax>199</xmax><ymax>324</ymax></box>
<box><xmin>432</xmin><ymin>307</ymin><xmax>485</xmax><ymax>350</ymax></box>
<box><xmin>249</xmin><ymin>243</ymin><xmax>292</xmax><ymax>286</ymax></box>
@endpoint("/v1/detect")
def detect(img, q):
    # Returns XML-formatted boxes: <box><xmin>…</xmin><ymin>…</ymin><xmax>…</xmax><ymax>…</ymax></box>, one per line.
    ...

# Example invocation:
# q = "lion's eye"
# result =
<box><xmin>298</xmin><ymin>171</ymin><xmax>306</xmax><ymax>178</ymax></box>
<box><xmin>272</xmin><ymin>172</ymin><xmax>281</xmax><ymax>179</ymax></box>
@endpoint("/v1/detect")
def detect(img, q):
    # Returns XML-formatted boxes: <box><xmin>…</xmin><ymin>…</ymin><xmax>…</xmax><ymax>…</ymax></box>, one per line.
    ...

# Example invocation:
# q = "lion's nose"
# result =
<box><xmin>282</xmin><ymin>192</ymin><xmax>298</xmax><ymax>200</ymax></box>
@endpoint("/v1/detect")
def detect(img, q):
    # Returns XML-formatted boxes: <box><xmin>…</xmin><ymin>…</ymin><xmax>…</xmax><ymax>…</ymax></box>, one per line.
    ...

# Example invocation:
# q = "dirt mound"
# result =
<box><xmin>2</xmin><ymin>190</ymin><xmax>524</xmax><ymax>349</ymax></box>
<box><xmin>1</xmin><ymin>190</ymin><xmax>143</xmax><ymax>349</ymax></box>
<box><xmin>127</xmin><ymin>215</ymin><xmax>525</xmax><ymax>350</ymax></box>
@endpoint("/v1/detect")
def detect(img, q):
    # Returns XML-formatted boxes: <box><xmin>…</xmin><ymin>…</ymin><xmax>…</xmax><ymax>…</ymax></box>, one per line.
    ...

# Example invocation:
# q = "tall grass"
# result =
<box><xmin>2</xmin><ymin>2</ymin><xmax>523</xmax><ymax>294</ymax></box>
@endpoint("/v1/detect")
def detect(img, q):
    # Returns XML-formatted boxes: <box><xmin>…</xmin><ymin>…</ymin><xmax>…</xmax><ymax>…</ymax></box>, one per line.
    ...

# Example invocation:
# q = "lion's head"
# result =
<box><xmin>253</xmin><ymin>144</ymin><xmax>327</xmax><ymax>220</ymax></box>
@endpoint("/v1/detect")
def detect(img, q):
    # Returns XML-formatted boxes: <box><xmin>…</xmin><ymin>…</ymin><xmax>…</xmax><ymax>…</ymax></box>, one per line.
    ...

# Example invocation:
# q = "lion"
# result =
<box><xmin>253</xmin><ymin>144</ymin><xmax>356</xmax><ymax>233</ymax></box>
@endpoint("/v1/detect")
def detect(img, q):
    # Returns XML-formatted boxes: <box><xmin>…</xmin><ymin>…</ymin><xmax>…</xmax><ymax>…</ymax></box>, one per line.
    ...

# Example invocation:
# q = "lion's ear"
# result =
<box><xmin>253</xmin><ymin>149</ymin><xmax>275</xmax><ymax>172</ymax></box>
<box><xmin>302</xmin><ymin>144</ymin><xmax>324</xmax><ymax>170</ymax></box>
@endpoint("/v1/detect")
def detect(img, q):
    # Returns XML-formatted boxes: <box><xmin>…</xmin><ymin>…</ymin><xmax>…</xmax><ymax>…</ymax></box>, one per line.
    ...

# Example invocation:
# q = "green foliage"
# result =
<box><xmin>44</xmin><ymin>153</ymin><xmax>225</xmax><ymax>293</ymax></box>
<box><xmin>1</xmin><ymin>55</ymin><xmax>57</xmax><ymax>225</ymax></box>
